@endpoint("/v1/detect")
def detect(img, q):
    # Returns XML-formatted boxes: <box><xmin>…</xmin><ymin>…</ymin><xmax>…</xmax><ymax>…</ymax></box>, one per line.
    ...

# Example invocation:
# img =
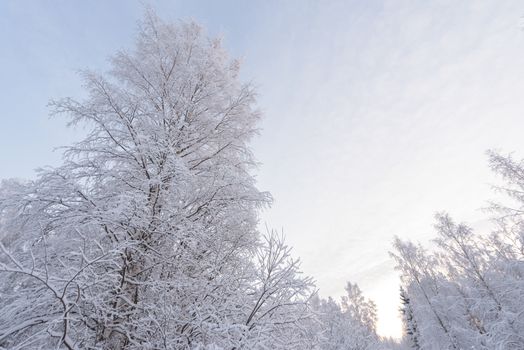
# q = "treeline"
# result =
<box><xmin>393</xmin><ymin>152</ymin><xmax>524</xmax><ymax>350</ymax></box>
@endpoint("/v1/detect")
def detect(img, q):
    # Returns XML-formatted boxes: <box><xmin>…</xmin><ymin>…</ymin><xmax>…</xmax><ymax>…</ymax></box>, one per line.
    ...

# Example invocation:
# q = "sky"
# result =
<box><xmin>2</xmin><ymin>0</ymin><xmax>524</xmax><ymax>339</ymax></box>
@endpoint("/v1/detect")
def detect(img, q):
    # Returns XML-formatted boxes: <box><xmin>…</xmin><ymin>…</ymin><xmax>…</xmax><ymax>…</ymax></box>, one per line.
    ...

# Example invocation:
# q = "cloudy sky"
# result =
<box><xmin>3</xmin><ymin>0</ymin><xmax>524</xmax><ymax>338</ymax></box>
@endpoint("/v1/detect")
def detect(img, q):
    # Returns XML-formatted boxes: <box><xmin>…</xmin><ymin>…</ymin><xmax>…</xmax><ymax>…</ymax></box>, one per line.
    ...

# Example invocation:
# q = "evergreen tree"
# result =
<box><xmin>399</xmin><ymin>287</ymin><xmax>420</xmax><ymax>350</ymax></box>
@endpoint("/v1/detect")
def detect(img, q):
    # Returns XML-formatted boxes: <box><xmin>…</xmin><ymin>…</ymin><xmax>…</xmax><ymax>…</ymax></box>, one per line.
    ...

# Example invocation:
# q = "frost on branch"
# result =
<box><xmin>391</xmin><ymin>150</ymin><xmax>524</xmax><ymax>350</ymax></box>
<box><xmin>0</xmin><ymin>11</ymin><xmax>318</xmax><ymax>350</ymax></box>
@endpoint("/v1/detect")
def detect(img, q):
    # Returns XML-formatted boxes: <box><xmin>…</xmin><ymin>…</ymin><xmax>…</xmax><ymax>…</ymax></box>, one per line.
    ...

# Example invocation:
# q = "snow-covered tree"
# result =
<box><xmin>391</xmin><ymin>239</ymin><xmax>460</xmax><ymax>350</ymax></box>
<box><xmin>0</xmin><ymin>11</ymin><xmax>315</xmax><ymax>350</ymax></box>
<box><xmin>304</xmin><ymin>282</ymin><xmax>381</xmax><ymax>350</ymax></box>
<box><xmin>391</xmin><ymin>150</ymin><xmax>524</xmax><ymax>350</ymax></box>
<box><xmin>399</xmin><ymin>287</ymin><xmax>420</xmax><ymax>350</ymax></box>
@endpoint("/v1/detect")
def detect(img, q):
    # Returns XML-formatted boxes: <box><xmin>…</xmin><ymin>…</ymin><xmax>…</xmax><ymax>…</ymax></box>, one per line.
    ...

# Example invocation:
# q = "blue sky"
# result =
<box><xmin>3</xmin><ymin>0</ymin><xmax>524</xmax><ymax>338</ymax></box>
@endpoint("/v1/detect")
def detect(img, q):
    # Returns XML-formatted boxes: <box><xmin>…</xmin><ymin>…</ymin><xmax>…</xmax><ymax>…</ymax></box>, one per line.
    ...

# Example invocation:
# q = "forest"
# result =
<box><xmin>1</xmin><ymin>11</ymin><xmax>524</xmax><ymax>350</ymax></box>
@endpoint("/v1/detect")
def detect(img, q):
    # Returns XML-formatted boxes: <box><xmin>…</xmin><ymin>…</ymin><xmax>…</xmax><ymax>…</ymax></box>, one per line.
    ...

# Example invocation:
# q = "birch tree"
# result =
<box><xmin>0</xmin><ymin>11</ymin><xmax>316</xmax><ymax>350</ymax></box>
